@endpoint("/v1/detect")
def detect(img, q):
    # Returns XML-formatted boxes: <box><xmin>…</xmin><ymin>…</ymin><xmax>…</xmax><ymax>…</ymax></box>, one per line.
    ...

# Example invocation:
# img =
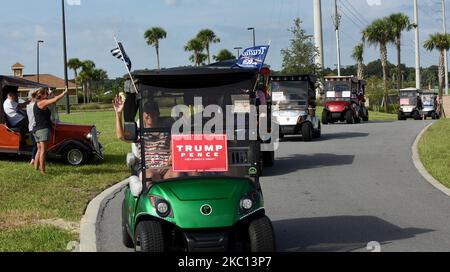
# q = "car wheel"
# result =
<box><xmin>345</xmin><ymin>110</ymin><xmax>354</xmax><ymax>124</ymax></box>
<box><xmin>134</xmin><ymin>220</ymin><xmax>167</xmax><ymax>252</ymax></box>
<box><xmin>248</xmin><ymin>216</ymin><xmax>276</xmax><ymax>252</ymax></box>
<box><xmin>321</xmin><ymin>111</ymin><xmax>329</xmax><ymax>125</ymax></box>
<box><xmin>302</xmin><ymin>123</ymin><xmax>313</xmax><ymax>142</ymax></box>
<box><xmin>64</xmin><ymin>146</ymin><xmax>87</xmax><ymax>166</ymax></box>
<box><xmin>122</xmin><ymin>200</ymin><xmax>134</xmax><ymax>248</ymax></box>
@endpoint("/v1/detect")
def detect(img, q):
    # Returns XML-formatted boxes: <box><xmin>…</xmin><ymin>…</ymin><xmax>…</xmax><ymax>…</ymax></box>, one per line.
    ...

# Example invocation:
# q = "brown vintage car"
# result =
<box><xmin>0</xmin><ymin>75</ymin><xmax>103</xmax><ymax>165</ymax></box>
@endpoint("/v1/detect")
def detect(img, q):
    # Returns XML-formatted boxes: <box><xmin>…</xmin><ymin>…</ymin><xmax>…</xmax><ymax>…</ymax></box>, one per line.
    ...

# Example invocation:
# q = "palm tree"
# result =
<box><xmin>79</xmin><ymin>60</ymin><xmax>96</xmax><ymax>104</ymax></box>
<box><xmin>363</xmin><ymin>18</ymin><xmax>394</xmax><ymax>112</ymax></box>
<box><xmin>196</xmin><ymin>29</ymin><xmax>221</xmax><ymax>64</ymax></box>
<box><xmin>351</xmin><ymin>43</ymin><xmax>364</xmax><ymax>80</ymax></box>
<box><xmin>91</xmin><ymin>69</ymin><xmax>108</xmax><ymax>102</ymax></box>
<box><xmin>144</xmin><ymin>27</ymin><xmax>167</xmax><ymax>69</ymax></box>
<box><xmin>424</xmin><ymin>33</ymin><xmax>450</xmax><ymax>115</ymax></box>
<box><xmin>387</xmin><ymin>13</ymin><xmax>414</xmax><ymax>89</ymax></box>
<box><xmin>214</xmin><ymin>49</ymin><xmax>236</xmax><ymax>62</ymax></box>
<box><xmin>68</xmin><ymin>58</ymin><xmax>82</xmax><ymax>100</ymax></box>
<box><xmin>184</xmin><ymin>38</ymin><xmax>206</xmax><ymax>66</ymax></box>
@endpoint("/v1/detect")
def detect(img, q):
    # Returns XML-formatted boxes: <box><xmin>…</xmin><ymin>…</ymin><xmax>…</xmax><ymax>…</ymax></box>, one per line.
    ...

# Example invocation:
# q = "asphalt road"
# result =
<box><xmin>97</xmin><ymin>119</ymin><xmax>450</xmax><ymax>252</ymax></box>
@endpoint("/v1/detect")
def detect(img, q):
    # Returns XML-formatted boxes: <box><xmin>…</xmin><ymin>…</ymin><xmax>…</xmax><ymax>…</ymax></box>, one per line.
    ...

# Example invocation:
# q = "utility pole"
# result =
<box><xmin>442</xmin><ymin>0</ymin><xmax>449</xmax><ymax>95</ymax></box>
<box><xmin>234</xmin><ymin>47</ymin><xmax>242</xmax><ymax>58</ymax></box>
<box><xmin>333</xmin><ymin>0</ymin><xmax>342</xmax><ymax>76</ymax></box>
<box><xmin>414</xmin><ymin>0</ymin><xmax>421</xmax><ymax>89</ymax></box>
<box><xmin>37</xmin><ymin>40</ymin><xmax>44</xmax><ymax>83</ymax></box>
<box><xmin>61</xmin><ymin>0</ymin><xmax>70</xmax><ymax>114</ymax></box>
<box><xmin>313</xmin><ymin>0</ymin><xmax>324</xmax><ymax>69</ymax></box>
<box><xmin>248</xmin><ymin>27</ymin><xmax>256</xmax><ymax>47</ymax></box>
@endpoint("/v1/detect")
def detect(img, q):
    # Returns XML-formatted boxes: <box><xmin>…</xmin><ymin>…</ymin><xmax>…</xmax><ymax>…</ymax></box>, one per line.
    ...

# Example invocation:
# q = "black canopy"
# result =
<box><xmin>128</xmin><ymin>65</ymin><xmax>259</xmax><ymax>89</ymax></box>
<box><xmin>1</xmin><ymin>75</ymin><xmax>48</xmax><ymax>124</ymax></box>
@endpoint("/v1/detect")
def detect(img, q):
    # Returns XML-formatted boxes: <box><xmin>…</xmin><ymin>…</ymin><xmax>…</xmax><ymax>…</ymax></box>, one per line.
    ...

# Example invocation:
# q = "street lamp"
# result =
<box><xmin>37</xmin><ymin>40</ymin><xmax>44</xmax><ymax>83</ymax></box>
<box><xmin>234</xmin><ymin>47</ymin><xmax>243</xmax><ymax>58</ymax></box>
<box><xmin>247</xmin><ymin>27</ymin><xmax>256</xmax><ymax>47</ymax></box>
<box><xmin>61</xmin><ymin>0</ymin><xmax>70</xmax><ymax>114</ymax></box>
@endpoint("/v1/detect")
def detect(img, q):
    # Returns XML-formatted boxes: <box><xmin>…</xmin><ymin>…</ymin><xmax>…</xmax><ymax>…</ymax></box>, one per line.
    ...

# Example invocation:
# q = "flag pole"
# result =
<box><xmin>114</xmin><ymin>36</ymin><xmax>139</xmax><ymax>94</ymax></box>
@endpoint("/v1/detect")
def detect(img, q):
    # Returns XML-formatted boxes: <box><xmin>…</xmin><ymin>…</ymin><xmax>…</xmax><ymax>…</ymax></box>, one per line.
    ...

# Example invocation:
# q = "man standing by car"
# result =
<box><xmin>3</xmin><ymin>91</ymin><xmax>29</xmax><ymax>144</ymax></box>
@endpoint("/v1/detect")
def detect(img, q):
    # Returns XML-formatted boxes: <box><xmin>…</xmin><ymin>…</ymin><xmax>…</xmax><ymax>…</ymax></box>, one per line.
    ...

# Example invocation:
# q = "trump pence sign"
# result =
<box><xmin>171</xmin><ymin>134</ymin><xmax>228</xmax><ymax>172</ymax></box>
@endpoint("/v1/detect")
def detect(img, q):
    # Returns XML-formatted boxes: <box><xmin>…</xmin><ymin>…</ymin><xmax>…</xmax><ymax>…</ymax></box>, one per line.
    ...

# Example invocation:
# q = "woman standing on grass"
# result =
<box><xmin>33</xmin><ymin>88</ymin><xmax>67</xmax><ymax>174</ymax></box>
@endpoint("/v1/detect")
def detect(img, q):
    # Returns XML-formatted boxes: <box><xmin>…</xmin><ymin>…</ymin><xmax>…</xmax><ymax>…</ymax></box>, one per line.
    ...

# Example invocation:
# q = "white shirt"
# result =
<box><xmin>3</xmin><ymin>99</ymin><xmax>24</xmax><ymax>126</ymax></box>
<box><xmin>26</xmin><ymin>102</ymin><xmax>36</xmax><ymax>132</ymax></box>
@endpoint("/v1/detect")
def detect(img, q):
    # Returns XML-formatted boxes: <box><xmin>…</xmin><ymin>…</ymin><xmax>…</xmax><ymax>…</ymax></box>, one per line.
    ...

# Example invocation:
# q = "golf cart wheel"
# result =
<box><xmin>248</xmin><ymin>216</ymin><xmax>276</xmax><ymax>252</ymax></box>
<box><xmin>135</xmin><ymin>220</ymin><xmax>167</xmax><ymax>252</ymax></box>
<box><xmin>345</xmin><ymin>110</ymin><xmax>354</xmax><ymax>124</ymax></box>
<box><xmin>122</xmin><ymin>200</ymin><xmax>134</xmax><ymax>248</ymax></box>
<box><xmin>262</xmin><ymin>151</ymin><xmax>275</xmax><ymax>167</ymax></box>
<box><xmin>398</xmin><ymin>112</ymin><xmax>405</xmax><ymax>121</ymax></box>
<box><xmin>362</xmin><ymin>112</ymin><xmax>369</xmax><ymax>122</ymax></box>
<box><xmin>321</xmin><ymin>111</ymin><xmax>329</xmax><ymax>125</ymax></box>
<box><xmin>302</xmin><ymin>123</ymin><xmax>313</xmax><ymax>142</ymax></box>
<box><xmin>63</xmin><ymin>146</ymin><xmax>87</xmax><ymax>166</ymax></box>
<box><xmin>432</xmin><ymin>112</ymin><xmax>438</xmax><ymax>120</ymax></box>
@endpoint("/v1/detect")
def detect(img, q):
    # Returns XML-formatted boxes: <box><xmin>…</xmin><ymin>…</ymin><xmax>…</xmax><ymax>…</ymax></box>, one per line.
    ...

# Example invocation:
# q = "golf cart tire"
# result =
<box><xmin>302</xmin><ymin>123</ymin><xmax>313</xmax><ymax>142</ymax></box>
<box><xmin>248</xmin><ymin>216</ymin><xmax>276</xmax><ymax>252</ymax></box>
<box><xmin>262</xmin><ymin>151</ymin><xmax>275</xmax><ymax>167</ymax></box>
<box><xmin>412</xmin><ymin>111</ymin><xmax>421</xmax><ymax>120</ymax></box>
<box><xmin>432</xmin><ymin>112</ymin><xmax>438</xmax><ymax>120</ymax></box>
<box><xmin>122</xmin><ymin>200</ymin><xmax>134</xmax><ymax>248</ymax></box>
<box><xmin>321</xmin><ymin>111</ymin><xmax>329</xmax><ymax>125</ymax></box>
<box><xmin>398</xmin><ymin>112</ymin><xmax>405</xmax><ymax>121</ymax></box>
<box><xmin>345</xmin><ymin>110</ymin><xmax>354</xmax><ymax>124</ymax></box>
<box><xmin>135</xmin><ymin>220</ymin><xmax>167</xmax><ymax>252</ymax></box>
<box><xmin>63</xmin><ymin>145</ymin><xmax>88</xmax><ymax>166</ymax></box>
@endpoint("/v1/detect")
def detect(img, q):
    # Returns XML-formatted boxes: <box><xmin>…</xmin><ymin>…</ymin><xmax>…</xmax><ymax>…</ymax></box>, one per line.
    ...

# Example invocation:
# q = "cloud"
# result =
<box><xmin>366</xmin><ymin>0</ymin><xmax>382</xmax><ymax>6</ymax></box>
<box><xmin>165</xmin><ymin>0</ymin><xmax>178</xmax><ymax>6</ymax></box>
<box><xmin>35</xmin><ymin>25</ymin><xmax>48</xmax><ymax>38</ymax></box>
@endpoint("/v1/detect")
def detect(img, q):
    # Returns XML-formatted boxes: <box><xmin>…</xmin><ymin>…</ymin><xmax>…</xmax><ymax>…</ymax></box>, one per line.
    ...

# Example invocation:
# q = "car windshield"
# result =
<box><xmin>271</xmin><ymin>81</ymin><xmax>309</xmax><ymax>111</ymax></box>
<box><xmin>325</xmin><ymin>82</ymin><xmax>351</xmax><ymax>101</ymax></box>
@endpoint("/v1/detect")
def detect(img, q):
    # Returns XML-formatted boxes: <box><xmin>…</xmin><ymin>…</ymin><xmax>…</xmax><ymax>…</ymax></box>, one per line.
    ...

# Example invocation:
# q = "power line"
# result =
<box><xmin>338</xmin><ymin>6</ymin><xmax>363</xmax><ymax>32</ymax></box>
<box><xmin>340</xmin><ymin>0</ymin><xmax>369</xmax><ymax>28</ymax></box>
<box><xmin>342</xmin><ymin>0</ymin><xmax>371</xmax><ymax>25</ymax></box>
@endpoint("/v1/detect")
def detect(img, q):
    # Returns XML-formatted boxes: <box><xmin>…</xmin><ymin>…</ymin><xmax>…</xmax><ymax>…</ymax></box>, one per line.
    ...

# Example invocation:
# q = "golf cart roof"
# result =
<box><xmin>0</xmin><ymin>75</ymin><xmax>48</xmax><ymax>91</ymax></box>
<box><xmin>129</xmin><ymin>66</ymin><xmax>259</xmax><ymax>89</ymax></box>
<box><xmin>400</xmin><ymin>87</ymin><xmax>421</xmax><ymax>92</ymax></box>
<box><xmin>269</xmin><ymin>74</ymin><xmax>317</xmax><ymax>83</ymax></box>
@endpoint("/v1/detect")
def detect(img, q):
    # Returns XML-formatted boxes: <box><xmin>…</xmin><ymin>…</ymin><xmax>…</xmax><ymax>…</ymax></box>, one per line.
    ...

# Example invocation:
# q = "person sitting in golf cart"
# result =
<box><xmin>113</xmin><ymin>95</ymin><xmax>181</xmax><ymax>182</ymax></box>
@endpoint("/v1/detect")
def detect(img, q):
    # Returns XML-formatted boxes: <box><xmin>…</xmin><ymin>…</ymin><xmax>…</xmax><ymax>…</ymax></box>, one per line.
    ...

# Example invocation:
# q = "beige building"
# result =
<box><xmin>10</xmin><ymin>63</ymin><xmax>79</xmax><ymax>105</ymax></box>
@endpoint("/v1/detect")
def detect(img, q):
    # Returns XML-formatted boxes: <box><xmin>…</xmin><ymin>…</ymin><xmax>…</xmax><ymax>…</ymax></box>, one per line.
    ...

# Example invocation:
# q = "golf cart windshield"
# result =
<box><xmin>422</xmin><ymin>94</ymin><xmax>435</xmax><ymax>106</ymax></box>
<box><xmin>325</xmin><ymin>82</ymin><xmax>352</xmax><ymax>101</ymax></box>
<box><xmin>271</xmin><ymin>81</ymin><xmax>308</xmax><ymax>111</ymax></box>
<box><xmin>399</xmin><ymin>90</ymin><xmax>417</xmax><ymax>106</ymax></box>
<box><xmin>136</xmin><ymin>78</ymin><xmax>258</xmax><ymax>182</ymax></box>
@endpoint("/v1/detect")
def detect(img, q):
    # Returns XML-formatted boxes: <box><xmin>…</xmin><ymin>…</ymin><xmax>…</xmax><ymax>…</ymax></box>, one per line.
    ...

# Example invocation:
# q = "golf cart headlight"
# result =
<box><xmin>150</xmin><ymin>196</ymin><xmax>172</xmax><ymax>218</ymax></box>
<box><xmin>241</xmin><ymin>198</ymin><xmax>253</xmax><ymax>211</ymax></box>
<box><xmin>86</xmin><ymin>133</ymin><xmax>93</xmax><ymax>140</ymax></box>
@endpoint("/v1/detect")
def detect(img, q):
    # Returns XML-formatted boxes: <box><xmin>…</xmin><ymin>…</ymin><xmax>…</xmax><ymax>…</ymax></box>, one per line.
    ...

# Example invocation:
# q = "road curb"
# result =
<box><xmin>79</xmin><ymin>179</ymin><xmax>129</xmax><ymax>252</ymax></box>
<box><xmin>412</xmin><ymin>123</ymin><xmax>450</xmax><ymax>197</ymax></box>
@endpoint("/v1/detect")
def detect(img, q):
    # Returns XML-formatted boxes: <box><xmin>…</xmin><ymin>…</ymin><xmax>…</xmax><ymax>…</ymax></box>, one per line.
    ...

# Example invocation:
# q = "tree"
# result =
<box><xmin>78</xmin><ymin>60</ymin><xmax>96</xmax><ymax>104</ymax></box>
<box><xmin>213</xmin><ymin>49</ymin><xmax>236</xmax><ymax>62</ymax></box>
<box><xmin>184</xmin><ymin>38</ymin><xmax>207</xmax><ymax>66</ymax></box>
<box><xmin>197</xmin><ymin>29</ymin><xmax>221</xmax><ymax>64</ymax></box>
<box><xmin>352</xmin><ymin>43</ymin><xmax>365</xmax><ymax>79</ymax></box>
<box><xmin>281</xmin><ymin>18</ymin><xmax>320</xmax><ymax>75</ymax></box>
<box><xmin>387</xmin><ymin>13</ymin><xmax>413</xmax><ymax>89</ymax></box>
<box><xmin>363</xmin><ymin>18</ymin><xmax>394</xmax><ymax>112</ymax></box>
<box><xmin>91</xmin><ymin>69</ymin><xmax>108</xmax><ymax>102</ymax></box>
<box><xmin>68</xmin><ymin>58</ymin><xmax>82</xmax><ymax>100</ymax></box>
<box><xmin>424</xmin><ymin>32</ymin><xmax>450</xmax><ymax>115</ymax></box>
<box><xmin>144</xmin><ymin>27</ymin><xmax>167</xmax><ymax>70</ymax></box>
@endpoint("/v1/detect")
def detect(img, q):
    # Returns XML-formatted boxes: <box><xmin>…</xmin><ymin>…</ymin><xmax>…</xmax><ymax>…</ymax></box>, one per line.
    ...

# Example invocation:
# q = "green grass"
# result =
<box><xmin>419</xmin><ymin>119</ymin><xmax>450</xmax><ymax>188</ymax></box>
<box><xmin>0</xmin><ymin>111</ymin><xmax>129</xmax><ymax>252</ymax></box>
<box><xmin>0</xmin><ymin>226</ymin><xmax>76</xmax><ymax>252</ymax></box>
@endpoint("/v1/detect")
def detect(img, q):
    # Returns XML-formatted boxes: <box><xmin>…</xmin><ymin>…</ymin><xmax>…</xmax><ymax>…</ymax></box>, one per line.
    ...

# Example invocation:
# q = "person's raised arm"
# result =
<box><xmin>113</xmin><ymin>95</ymin><xmax>127</xmax><ymax>141</ymax></box>
<box><xmin>38</xmin><ymin>89</ymin><xmax>68</xmax><ymax>108</ymax></box>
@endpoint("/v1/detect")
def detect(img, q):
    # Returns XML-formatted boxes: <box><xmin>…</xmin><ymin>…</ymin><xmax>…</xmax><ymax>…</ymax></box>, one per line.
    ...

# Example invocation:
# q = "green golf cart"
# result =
<box><xmin>121</xmin><ymin>66</ymin><xmax>276</xmax><ymax>252</ymax></box>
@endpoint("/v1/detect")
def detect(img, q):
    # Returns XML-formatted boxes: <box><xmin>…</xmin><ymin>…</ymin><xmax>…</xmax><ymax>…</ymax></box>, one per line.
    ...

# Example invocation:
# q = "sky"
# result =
<box><xmin>0</xmin><ymin>0</ymin><xmax>447</xmax><ymax>79</ymax></box>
